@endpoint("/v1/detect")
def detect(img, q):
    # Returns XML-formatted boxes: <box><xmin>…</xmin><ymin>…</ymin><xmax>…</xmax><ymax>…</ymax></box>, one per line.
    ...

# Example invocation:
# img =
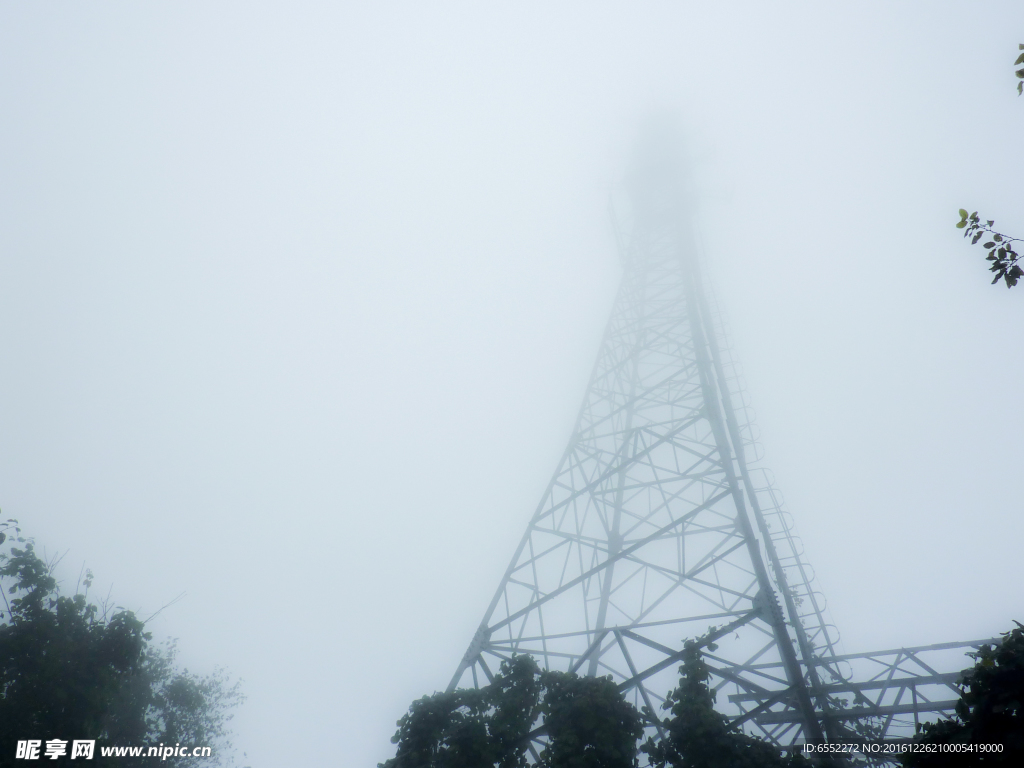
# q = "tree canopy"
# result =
<box><xmin>0</xmin><ymin>520</ymin><xmax>245</xmax><ymax>766</ymax></box>
<box><xmin>641</xmin><ymin>637</ymin><xmax>808</xmax><ymax>768</ymax></box>
<box><xmin>902</xmin><ymin>622</ymin><xmax>1024</xmax><ymax>767</ymax></box>
<box><xmin>380</xmin><ymin>655</ymin><xmax>643</xmax><ymax>768</ymax></box>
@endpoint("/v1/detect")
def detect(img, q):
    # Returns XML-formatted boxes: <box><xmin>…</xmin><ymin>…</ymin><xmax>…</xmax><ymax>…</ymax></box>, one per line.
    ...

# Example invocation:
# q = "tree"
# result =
<box><xmin>380</xmin><ymin>655</ymin><xmax>543</xmax><ymax>768</ymax></box>
<box><xmin>956</xmin><ymin>45</ymin><xmax>1023</xmax><ymax>289</ymax></box>
<box><xmin>902</xmin><ymin>622</ymin><xmax>1024</xmax><ymax>767</ymax></box>
<box><xmin>538</xmin><ymin>671</ymin><xmax>643</xmax><ymax>768</ymax></box>
<box><xmin>0</xmin><ymin>520</ymin><xmax>245</xmax><ymax>766</ymax></box>
<box><xmin>642</xmin><ymin>635</ymin><xmax>808</xmax><ymax>768</ymax></box>
<box><xmin>380</xmin><ymin>656</ymin><xmax>643</xmax><ymax>768</ymax></box>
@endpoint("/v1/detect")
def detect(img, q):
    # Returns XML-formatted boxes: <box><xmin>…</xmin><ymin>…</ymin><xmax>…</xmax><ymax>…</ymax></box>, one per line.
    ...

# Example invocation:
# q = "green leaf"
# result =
<box><xmin>984</xmin><ymin>241</ymin><xmax>995</xmax><ymax>248</ymax></box>
<box><xmin>1016</xmin><ymin>53</ymin><xmax>1024</xmax><ymax>65</ymax></box>
<box><xmin>959</xmin><ymin>208</ymin><xmax>968</xmax><ymax>219</ymax></box>
<box><xmin>994</xmin><ymin>233</ymin><xmax>1003</xmax><ymax>242</ymax></box>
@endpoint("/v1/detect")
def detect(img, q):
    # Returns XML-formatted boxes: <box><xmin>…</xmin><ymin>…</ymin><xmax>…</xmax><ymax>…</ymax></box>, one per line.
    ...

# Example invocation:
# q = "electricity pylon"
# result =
<box><xmin>448</xmin><ymin>135</ymin><xmax>994</xmax><ymax>755</ymax></box>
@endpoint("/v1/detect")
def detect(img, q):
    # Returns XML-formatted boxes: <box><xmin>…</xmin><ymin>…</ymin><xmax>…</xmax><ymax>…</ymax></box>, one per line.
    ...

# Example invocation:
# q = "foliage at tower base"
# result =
<box><xmin>381</xmin><ymin>637</ymin><xmax>811</xmax><ymax>768</ymax></box>
<box><xmin>642</xmin><ymin>637</ymin><xmax>809</xmax><ymax>768</ymax></box>
<box><xmin>901</xmin><ymin>622</ymin><xmax>1024</xmax><ymax>767</ymax></box>
<box><xmin>380</xmin><ymin>654</ymin><xmax>644</xmax><ymax>768</ymax></box>
<box><xmin>0</xmin><ymin>521</ymin><xmax>245</xmax><ymax>767</ymax></box>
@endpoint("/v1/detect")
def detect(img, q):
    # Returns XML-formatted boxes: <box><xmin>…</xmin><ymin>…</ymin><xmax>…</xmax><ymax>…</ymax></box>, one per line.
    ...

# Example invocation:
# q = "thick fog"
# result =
<box><xmin>1</xmin><ymin>2</ymin><xmax>1022</xmax><ymax>765</ymax></box>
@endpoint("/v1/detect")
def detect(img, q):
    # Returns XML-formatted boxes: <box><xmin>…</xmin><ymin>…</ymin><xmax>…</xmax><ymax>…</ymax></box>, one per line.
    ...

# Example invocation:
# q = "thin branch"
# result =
<box><xmin>100</xmin><ymin>584</ymin><xmax>114</xmax><ymax>622</ymax></box>
<box><xmin>143</xmin><ymin>592</ymin><xmax>187</xmax><ymax>625</ymax></box>
<box><xmin>75</xmin><ymin>561</ymin><xmax>86</xmax><ymax>596</ymax></box>
<box><xmin>45</xmin><ymin>548</ymin><xmax>70</xmax><ymax>579</ymax></box>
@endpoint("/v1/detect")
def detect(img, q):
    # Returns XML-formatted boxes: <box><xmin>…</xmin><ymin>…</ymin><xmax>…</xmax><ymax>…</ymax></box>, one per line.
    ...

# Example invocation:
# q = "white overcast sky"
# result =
<box><xmin>2</xmin><ymin>2</ymin><xmax>1023</xmax><ymax>765</ymax></box>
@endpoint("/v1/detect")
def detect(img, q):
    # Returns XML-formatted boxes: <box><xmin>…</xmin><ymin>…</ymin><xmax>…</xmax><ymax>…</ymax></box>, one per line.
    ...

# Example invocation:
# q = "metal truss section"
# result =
<box><xmin>449</xmin><ymin>145</ymin><xmax>988</xmax><ymax>759</ymax></box>
<box><xmin>726</xmin><ymin>639</ymin><xmax>997</xmax><ymax>738</ymax></box>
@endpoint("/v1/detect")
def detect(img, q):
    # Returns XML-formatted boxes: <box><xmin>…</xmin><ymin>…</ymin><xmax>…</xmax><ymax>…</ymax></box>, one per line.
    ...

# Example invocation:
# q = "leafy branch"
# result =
<box><xmin>956</xmin><ymin>209</ymin><xmax>1023</xmax><ymax>288</ymax></box>
<box><xmin>1017</xmin><ymin>43</ymin><xmax>1024</xmax><ymax>95</ymax></box>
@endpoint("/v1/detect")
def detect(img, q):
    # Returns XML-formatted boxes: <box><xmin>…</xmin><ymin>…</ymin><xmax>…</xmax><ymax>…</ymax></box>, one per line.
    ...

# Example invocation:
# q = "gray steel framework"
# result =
<box><xmin>449</xmin><ymin>147</ymin><xmax>988</xmax><ymax>760</ymax></box>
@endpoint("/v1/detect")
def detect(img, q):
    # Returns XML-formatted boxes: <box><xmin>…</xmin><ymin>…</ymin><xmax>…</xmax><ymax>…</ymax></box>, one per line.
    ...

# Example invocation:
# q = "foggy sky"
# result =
<box><xmin>1</xmin><ymin>2</ymin><xmax>1022</xmax><ymax>765</ymax></box>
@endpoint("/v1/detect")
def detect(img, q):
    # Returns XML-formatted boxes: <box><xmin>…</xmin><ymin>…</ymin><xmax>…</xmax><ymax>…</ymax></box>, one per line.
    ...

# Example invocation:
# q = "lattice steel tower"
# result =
<box><xmin>448</xmin><ymin>132</ymin><xmax>992</xmax><ymax>756</ymax></box>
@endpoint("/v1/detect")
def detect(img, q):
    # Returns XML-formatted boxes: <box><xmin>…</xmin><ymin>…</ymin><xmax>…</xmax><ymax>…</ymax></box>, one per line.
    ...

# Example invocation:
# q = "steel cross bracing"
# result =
<box><xmin>727</xmin><ymin>640</ymin><xmax>998</xmax><ymax>735</ymax></box>
<box><xmin>449</xmin><ymin>151</ymin><xmax>988</xmax><ymax>757</ymax></box>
